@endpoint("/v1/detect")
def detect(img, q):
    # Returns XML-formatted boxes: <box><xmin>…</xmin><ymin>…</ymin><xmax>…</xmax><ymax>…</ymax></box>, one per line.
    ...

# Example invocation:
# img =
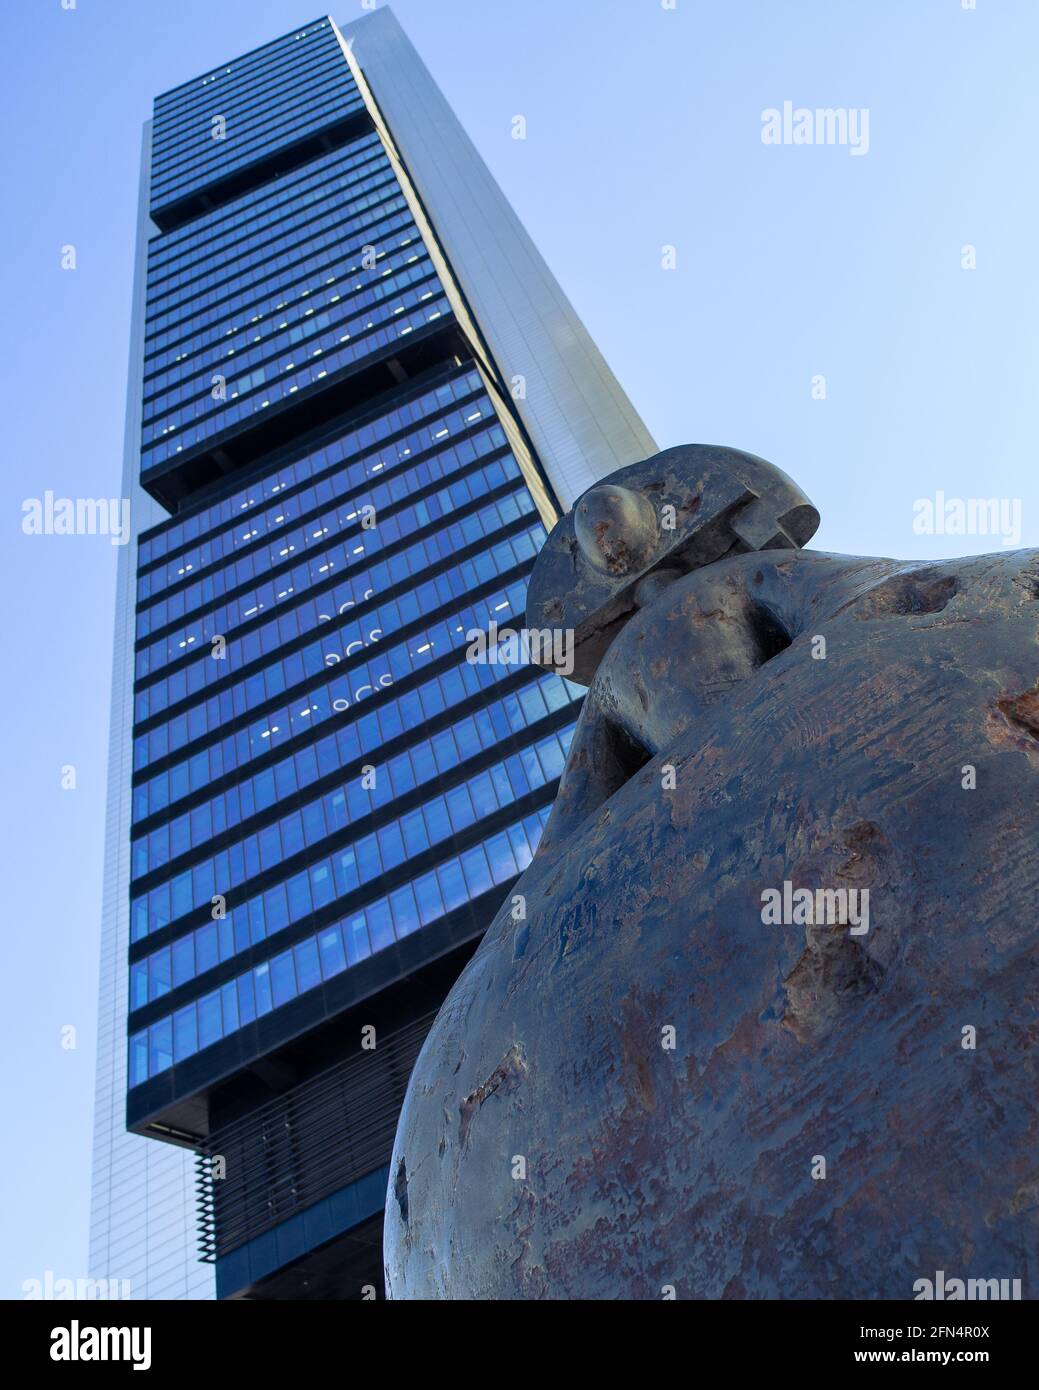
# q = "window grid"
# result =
<box><xmin>138</xmin><ymin>367</ymin><xmax>482</xmax><ymax>569</ymax></box>
<box><xmin>137</xmin><ymin>454</ymin><xmax>516</xmax><ymax>674</ymax></box>
<box><xmin>132</xmin><ymin>604</ymin><xmax>553</xmax><ymax>825</ymax></box>
<box><xmin>136</xmin><ymin>408</ymin><xmax>502</xmax><ymax>661</ymax></box>
<box><xmin>134</xmin><ymin>454</ymin><xmax>528</xmax><ymax>710</ymax></box>
<box><xmin>129</xmin><ymin>806</ymin><xmax>553</xmax><ymax>1087</ymax></box>
<box><xmin>132</xmin><ymin>667</ymin><xmax>580</xmax><ymax>881</ymax></box>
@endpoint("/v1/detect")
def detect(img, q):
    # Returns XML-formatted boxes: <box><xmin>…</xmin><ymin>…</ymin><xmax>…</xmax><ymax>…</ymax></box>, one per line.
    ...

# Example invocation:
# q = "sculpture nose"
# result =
<box><xmin>574</xmin><ymin>484</ymin><xmax>658</xmax><ymax>576</ymax></box>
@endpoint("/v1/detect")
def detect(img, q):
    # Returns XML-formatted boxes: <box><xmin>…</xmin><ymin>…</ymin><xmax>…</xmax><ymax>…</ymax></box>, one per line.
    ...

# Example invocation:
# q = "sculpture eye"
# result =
<box><xmin>603</xmin><ymin>718</ymin><xmax>653</xmax><ymax>788</ymax></box>
<box><xmin>747</xmin><ymin>601</ymin><xmax>793</xmax><ymax>665</ymax></box>
<box><xmin>574</xmin><ymin>484</ymin><xmax>658</xmax><ymax>577</ymax></box>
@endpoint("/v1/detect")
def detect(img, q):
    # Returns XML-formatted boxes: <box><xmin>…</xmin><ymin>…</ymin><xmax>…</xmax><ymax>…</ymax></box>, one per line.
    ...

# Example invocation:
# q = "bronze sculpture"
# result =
<box><xmin>384</xmin><ymin>445</ymin><xmax>1039</xmax><ymax>1300</ymax></box>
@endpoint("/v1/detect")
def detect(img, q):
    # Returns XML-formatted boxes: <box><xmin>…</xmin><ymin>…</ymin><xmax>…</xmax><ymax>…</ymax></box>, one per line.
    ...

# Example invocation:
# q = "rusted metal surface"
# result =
<box><xmin>384</xmin><ymin>445</ymin><xmax>1039</xmax><ymax>1299</ymax></box>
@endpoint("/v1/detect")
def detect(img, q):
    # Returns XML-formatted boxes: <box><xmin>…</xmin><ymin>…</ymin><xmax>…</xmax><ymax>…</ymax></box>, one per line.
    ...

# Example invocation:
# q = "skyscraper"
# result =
<box><xmin>91</xmin><ymin>8</ymin><xmax>654</xmax><ymax>1300</ymax></box>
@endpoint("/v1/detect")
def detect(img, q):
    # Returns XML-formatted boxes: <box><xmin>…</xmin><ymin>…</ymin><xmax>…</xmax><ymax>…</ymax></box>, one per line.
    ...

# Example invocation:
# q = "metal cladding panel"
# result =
<box><xmin>338</xmin><ymin>8</ymin><xmax>657</xmax><ymax>509</ymax></box>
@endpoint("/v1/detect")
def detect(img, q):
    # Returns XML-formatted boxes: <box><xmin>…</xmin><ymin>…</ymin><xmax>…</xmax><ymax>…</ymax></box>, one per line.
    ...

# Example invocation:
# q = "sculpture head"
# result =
<box><xmin>526</xmin><ymin>444</ymin><xmax>820</xmax><ymax>683</ymax></box>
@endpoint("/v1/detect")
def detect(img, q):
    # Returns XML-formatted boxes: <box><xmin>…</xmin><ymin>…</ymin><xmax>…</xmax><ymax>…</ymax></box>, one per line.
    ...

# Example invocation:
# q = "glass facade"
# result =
<box><xmin>149</xmin><ymin>19</ymin><xmax>363</xmax><ymax>223</ymax></box>
<box><xmin>130</xmin><ymin>801</ymin><xmax>560</xmax><ymax>1086</ymax></box>
<box><xmin>143</xmin><ymin>131</ymin><xmax>440</xmax><ymax>471</ymax></box>
<box><xmin>126</xmin><ymin>7</ymin><xmax>580</xmax><ymax>1226</ymax></box>
<box><xmin>106</xmin><ymin>8</ymin><xmax>653</xmax><ymax>1300</ymax></box>
<box><xmin>129</xmin><ymin>366</ymin><xmax>575</xmax><ymax>1073</ymax></box>
<box><xmin>128</xmin><ymin>343</ymin><xmax>577</xmax><ymax>1096</ymax></box>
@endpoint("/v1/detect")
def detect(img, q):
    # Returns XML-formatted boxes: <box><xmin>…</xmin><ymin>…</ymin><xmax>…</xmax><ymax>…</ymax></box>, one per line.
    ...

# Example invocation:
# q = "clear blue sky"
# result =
<box><xmin>2</xmin><ymin>0</ymin><xmax>1036</xmax><ymax>1297</ymax></box>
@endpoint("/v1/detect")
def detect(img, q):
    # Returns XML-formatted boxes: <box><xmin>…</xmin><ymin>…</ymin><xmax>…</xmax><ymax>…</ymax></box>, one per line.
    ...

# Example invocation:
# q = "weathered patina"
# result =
<box><xmin>384</xmin><ymin>444</ymin><xmax>1039</xmax><ymax>1300</ymax></box>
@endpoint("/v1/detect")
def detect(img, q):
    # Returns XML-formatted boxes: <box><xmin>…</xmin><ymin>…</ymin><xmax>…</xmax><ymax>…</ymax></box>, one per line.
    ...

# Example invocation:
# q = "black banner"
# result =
<box><xmin>2</xmin><ymin>1297</ymin><xmax>1031</xmax><ymax>1374</ymax></box>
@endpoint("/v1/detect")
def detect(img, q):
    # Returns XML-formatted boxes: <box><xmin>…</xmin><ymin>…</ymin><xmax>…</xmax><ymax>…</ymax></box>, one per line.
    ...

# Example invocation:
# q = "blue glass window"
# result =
<box><xmin>198</xmin><ymin>992</ymin><xmax>221</xmax><ymax>1049</ymax></box>
<box><xmin>270</xmin><ymin>951</ymin><xmax>296</xmax><ymax>1008</ymax></box>
<box><xmin>294</xmin><ymin>938</ymin><xmax>321</xmax><ymax>994</ymax></box>
<box><xmin>318</xmin><ymin>925</ymin><xmax>346</xmax><ymax>978</ymax></box>
<box><xmin>173</xmin><ymin>1004</ymin><xmax>198</xmax><ymax>1062</ymax></box>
